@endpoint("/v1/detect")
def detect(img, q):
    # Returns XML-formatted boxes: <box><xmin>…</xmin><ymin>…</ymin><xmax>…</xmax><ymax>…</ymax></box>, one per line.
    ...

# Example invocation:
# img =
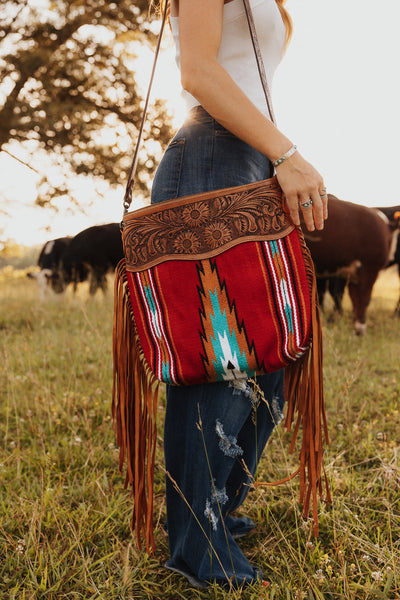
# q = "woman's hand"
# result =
<box><xmin>274</xmin><ymin>151</ymin><xmax>328</xmax><ymax>231</ymax></box>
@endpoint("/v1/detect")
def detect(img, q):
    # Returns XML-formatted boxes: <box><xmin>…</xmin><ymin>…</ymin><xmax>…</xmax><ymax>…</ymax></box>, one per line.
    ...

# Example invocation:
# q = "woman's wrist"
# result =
<box><xmin>272</xmin><ymin>144</ymin><xmax>298</xmax><ymax>168</ymax></box>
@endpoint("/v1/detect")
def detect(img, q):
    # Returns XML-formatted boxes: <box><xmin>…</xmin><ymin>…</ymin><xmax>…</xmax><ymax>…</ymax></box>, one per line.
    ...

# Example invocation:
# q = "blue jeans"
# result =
<box><xmin>151</xmin><ymin>107</ymin><xmax>284</xmax><ymax>588</ymax></box>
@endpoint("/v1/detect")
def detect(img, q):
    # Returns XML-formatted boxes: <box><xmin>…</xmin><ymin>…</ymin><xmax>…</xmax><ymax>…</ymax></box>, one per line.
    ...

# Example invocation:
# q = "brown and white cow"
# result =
<box><xmin>375</xmin><ymin>205</ymin><xmax>400</xmax><ymax>315</ymax></box>
<box><xmin>304</xmin><ymin>195</ymin><xmax>392</xmax><ymax>334</ymax></box>
<box><xmin>316</xmin><ymin>204</ymin><xmax>400</xmax><ymax>320</ymax></box>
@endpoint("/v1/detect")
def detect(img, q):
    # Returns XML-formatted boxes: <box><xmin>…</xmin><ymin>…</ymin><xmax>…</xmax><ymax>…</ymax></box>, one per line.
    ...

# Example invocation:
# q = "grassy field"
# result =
<box><xmin>1</xmin><ymin>267</ymin><xmax>399</xmax><ymax>599</ymax></box>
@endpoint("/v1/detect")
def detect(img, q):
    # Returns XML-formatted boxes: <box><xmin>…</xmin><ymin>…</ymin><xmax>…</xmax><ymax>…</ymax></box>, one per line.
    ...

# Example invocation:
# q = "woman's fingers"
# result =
<box><xmin>299</xmin><ymin>194</ymin><xmax>316</xmax><ymax>231</ymax></box>
<box><xmin>311</xmin><ymin>187</ymin><xmax>325</xmax><ymax>230</ymax></box>
<box><xmin>298</xmin><ymin>188</ymin><xmax>327</xmax><ymax>231</ymax></box>
<box><xmin>285</xmin><ymin>192</ymin><xmax>301</xmax><ymax>227</ymax></box>
<box><xmin>321</xmin><ymin>190</ymin><xmax>328</xmax><ymax>220</ymax></box>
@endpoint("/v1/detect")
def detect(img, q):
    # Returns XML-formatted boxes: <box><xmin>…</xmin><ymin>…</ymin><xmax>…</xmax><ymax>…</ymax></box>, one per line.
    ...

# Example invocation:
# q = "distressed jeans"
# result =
<box><xmin>151</xmin><ymin>106</ymin><xmax>285</xmax><ymax>588</ymax></box>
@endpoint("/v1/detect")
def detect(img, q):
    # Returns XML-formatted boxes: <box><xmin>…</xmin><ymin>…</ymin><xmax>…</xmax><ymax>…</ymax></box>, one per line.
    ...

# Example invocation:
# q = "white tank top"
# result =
<box><xmin>170</xmin><ymin>0</ymin><xmax>286</xmax><ymax>118</ymax></box>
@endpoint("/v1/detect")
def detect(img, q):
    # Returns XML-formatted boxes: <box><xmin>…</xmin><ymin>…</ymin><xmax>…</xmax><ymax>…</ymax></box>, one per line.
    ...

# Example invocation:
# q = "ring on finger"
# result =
<box><xmin>300</xmin><ymin>199</ymin><xmax>313</xmax><ymax>208</ymax></box>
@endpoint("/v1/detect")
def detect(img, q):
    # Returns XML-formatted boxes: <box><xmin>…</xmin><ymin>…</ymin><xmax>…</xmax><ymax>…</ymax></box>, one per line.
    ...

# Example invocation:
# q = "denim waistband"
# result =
<box><xmin>186</xmin><ymin>105</ymin><xmax>228</xmax><ymax>131</ymax></box>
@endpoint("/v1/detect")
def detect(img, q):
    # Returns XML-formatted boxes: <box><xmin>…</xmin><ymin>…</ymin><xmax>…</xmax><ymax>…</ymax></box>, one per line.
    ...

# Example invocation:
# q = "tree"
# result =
<box><xmin>0</xmin><ymin>0</ymin><xmax>173</xmax><ymax>206</ymax></box>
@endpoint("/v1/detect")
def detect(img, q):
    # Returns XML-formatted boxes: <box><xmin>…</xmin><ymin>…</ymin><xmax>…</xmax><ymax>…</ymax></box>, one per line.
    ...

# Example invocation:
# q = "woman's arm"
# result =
<box><xmin>175</xmin><ymin>0</ymin><xmax>327</xmax><ymax>231</ymax></box>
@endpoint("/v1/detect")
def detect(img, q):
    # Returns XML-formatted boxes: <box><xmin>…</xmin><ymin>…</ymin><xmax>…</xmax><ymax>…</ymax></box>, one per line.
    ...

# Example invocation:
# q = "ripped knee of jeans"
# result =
<box><xmin>229</xmin><ymin>379</ymin><xmax>253</xmax><ymax>399</ymax></box>
<box><xmin>204</xmin><ymin>484</ymin><xmax>228</xmax><ymax>531</ymax></box>
<box><xmin>270</xmin><ymin>394</ymin><xmax>284</xmax><ymax>425</ymax></box>
<box><xmin>215</xmin><ymin>419</ymin><xmax>244</xmax><ymax>459</ymax></box>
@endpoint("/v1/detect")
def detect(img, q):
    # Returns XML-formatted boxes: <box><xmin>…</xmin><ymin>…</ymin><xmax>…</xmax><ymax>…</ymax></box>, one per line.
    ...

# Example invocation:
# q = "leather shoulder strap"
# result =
<box><xmin>242</xmin><ymin>0</ymin><xmax>276</xmax><ymax>124</ymax></box>
<box><xmin>123</xmin><ymin>0</ymin><xmax>276</xmax><ymax>216</ymax></box>
<box><xmin>123</xmin><ymin>3</ymin><xmax>169</xmax><ymax>216</ymax></box>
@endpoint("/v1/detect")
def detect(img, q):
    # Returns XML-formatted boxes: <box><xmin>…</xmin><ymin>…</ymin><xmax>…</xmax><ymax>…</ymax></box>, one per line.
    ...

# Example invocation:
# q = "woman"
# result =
<box><xmin>151</xmin><ymin>0</ymin><xmax>328</xmax><ymax>589</ymax></box>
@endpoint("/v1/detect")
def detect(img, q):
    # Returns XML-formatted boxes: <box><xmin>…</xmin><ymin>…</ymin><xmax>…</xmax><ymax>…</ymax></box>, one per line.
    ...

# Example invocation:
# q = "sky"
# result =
<box><xmin>273</xmin><ymin>0</ymin><xmax>400</xmax><ymax>209</ymax></box>
<box><xmin>1</xmin><ymin>0</ymin><xmax>399</xmax><ymax>247</ymax></box>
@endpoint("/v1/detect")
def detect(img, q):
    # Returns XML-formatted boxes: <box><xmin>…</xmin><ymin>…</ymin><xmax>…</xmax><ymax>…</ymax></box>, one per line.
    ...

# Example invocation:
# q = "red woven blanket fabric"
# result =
<box><xmin>127</xmin><ymin>233</ymin><xmax>310</xmax><ymax>385</ymax></box>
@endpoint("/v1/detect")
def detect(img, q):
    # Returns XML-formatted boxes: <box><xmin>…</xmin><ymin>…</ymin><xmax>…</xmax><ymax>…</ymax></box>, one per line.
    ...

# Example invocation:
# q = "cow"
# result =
<box><xmin>374</xmin><ymin>205</ymin><xmax>400</xmax><ymax>315</ymax></box>
<box><xmin>28</xmin><ymin>224</ymin><xmax>124</xmax><ymax>296</ymax></box>
<box><xmin>27</xmin><ymin>237</ymin><xmax>72</xmax><ymax>298</ymax></box>
<box><xmin>317</xmin><ymin>206</ymin><xmax>400</xmax><ymax>318</ymax></box>
<box><xmin>316</xmin><ymin>261</ymin><xmax>360</xmax><ymax>317</ymax></box>
<box><xmin>304</xmin><ymin>195</ymin><xmax>392</xmax><ymax>334</ymax></box>
<box><xmin>47</xmin><ymin>223</ymin><xmax>124</xmax><ymax>295</ymax></box>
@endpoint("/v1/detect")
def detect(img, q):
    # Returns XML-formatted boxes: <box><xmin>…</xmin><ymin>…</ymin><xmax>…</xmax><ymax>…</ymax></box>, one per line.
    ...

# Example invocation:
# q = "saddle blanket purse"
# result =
<box><xmin>112</xmin><ymin>175</ymin><xmax>330</xmax><ymax>552</ymax></box>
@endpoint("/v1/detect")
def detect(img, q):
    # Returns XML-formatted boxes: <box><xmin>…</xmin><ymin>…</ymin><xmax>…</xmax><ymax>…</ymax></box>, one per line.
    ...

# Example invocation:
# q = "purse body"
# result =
<box><xmin>122</xmin><ymin>176</ymin><xmax>311</xmax><ymax>385</ymax></box>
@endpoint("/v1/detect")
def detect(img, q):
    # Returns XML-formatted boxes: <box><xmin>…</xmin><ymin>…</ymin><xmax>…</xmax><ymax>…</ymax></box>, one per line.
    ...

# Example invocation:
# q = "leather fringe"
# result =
<box><xmin>112</xmin><ymin>259</ymin><xmax>159</xmax><ymax>553</ymax></box>
<box><xmin>113</xmin><ymin>229</ymin><xmax>330</xmax><ymax>549</ymax></box>
<box><xmin>283</xmin><ymin>228</ymin><xmax>331</xmax><ymax>535</ymax></box>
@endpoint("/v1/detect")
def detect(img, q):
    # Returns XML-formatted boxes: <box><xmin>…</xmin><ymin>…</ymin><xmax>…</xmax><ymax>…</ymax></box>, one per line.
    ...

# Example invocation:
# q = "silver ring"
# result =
<box><xmin>301</xmin><ymin>200</ymin><xmax>313</xmax><ymax>208</ymax></box>
<box><xmin>320</xmin><ymin>192</ymin><xmax>328</xmax><ymax>198</ymax></box>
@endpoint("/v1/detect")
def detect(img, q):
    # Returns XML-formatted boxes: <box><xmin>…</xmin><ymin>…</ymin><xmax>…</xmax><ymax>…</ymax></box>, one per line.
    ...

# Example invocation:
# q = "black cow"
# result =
<box><xmin>27</xmin><ymin>237</ymin><xmax>72</xmax><ymax>298</ymax></box>
<box><xmin>304</xmin><ymin>195</ymin><xmax>392</xmax><ymax>334</ymax></box>
<box><xmin>48</xmin><ymin>223</ymin><xmax>124</xmax><ymax>295</ymax></box>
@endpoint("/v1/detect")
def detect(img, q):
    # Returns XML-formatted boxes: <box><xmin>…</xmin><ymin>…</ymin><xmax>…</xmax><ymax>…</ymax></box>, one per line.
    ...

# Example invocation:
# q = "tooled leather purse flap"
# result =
<box><xmin>123</xmin><ymin>176</ymin><xmax>294</xmax><ymax>272</ymax></box>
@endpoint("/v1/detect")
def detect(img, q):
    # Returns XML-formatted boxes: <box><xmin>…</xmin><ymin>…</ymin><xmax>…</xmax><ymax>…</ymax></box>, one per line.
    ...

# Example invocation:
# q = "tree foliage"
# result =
<box><xmin>0</xmin><ymin>0</ymin><xmax>173</xmax><ymax>205</ymax></box>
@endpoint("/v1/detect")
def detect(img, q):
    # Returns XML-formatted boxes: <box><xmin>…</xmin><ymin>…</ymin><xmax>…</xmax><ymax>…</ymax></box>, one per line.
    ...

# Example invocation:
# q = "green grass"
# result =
<box><xmin>1</xmin><ymin>268</ymin><xmax>399</xmax><ymax>599</ymax></box>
